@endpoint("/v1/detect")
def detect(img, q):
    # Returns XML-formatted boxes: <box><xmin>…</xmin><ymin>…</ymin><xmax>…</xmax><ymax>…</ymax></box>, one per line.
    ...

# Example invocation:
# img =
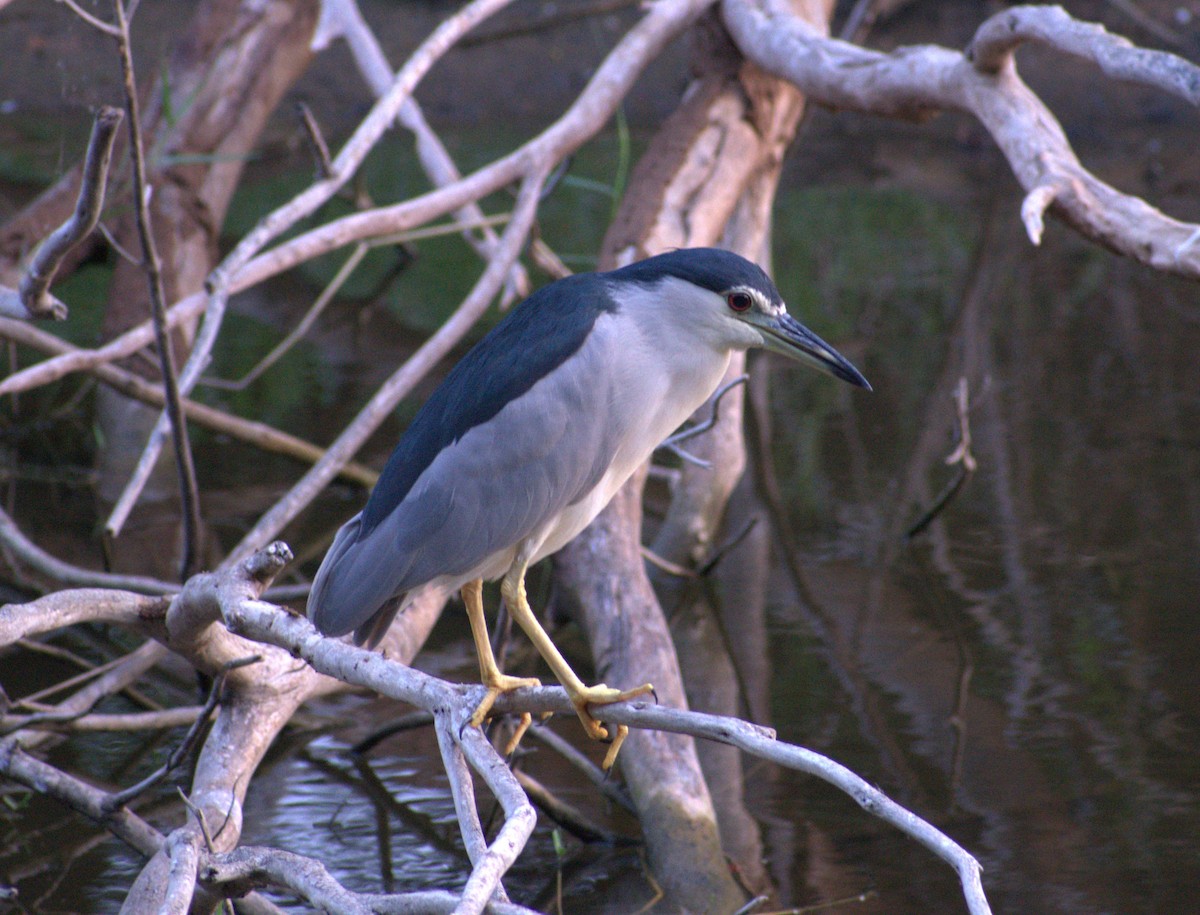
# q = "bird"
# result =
<box><xmin>309</xmin><ymin>247</ymin><xmax>869</xmax><ymax>764</ymax></box>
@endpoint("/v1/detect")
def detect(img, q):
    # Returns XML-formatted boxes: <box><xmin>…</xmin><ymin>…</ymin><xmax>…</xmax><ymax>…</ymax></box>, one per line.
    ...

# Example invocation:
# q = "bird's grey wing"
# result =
<box><xmin>308</xmin><ymin>357</ymin><xmax>618</xmax><ymax>639</ymax></box>
<box><xmin>376</xmin><ymin>353</ymin><xmax>619</xmax><ymax>588</ymax></box>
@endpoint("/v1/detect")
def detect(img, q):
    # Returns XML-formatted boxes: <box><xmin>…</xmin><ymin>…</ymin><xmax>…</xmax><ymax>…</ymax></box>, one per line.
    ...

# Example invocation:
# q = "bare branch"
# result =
<box><xmin>204</xmin><ymin>846</ymin><xmax>541</xmax><ymax>915</ymax></box>
<box><xmin>721</xmin><ymin>0</ymin><xmax>1200</xmax><ymax>276</ymax></box>
<box><xmin>512</xmin><ymin>768</ymin><xmax>635</xmax><ymax>845</ymax></box>
<box><xmin>0</xmin><ymin>106</ymin><xmax>123</xmax><ymax>321</ymax></box>
<box><xmin>456</xmin><ymin>722</ymin><xmax>538</xmax><ymax>913</ymax></box>
<box><xmin>0</xmin><ymin>505</ymin><xmax>179</xmax><ymax>598</ymax></box>
<box><xmin>54</xmin><ymin>0</ymin><xmax>122</xmax><ymax>36</ymax></box>
<box><xmin>433</xmin><ymin>714</ymin><xmax>496</xmax><ymax>883</ymax></box>
<box><xmin>906</xmin><ymin>376</ymin><xmax>978</xmax><ymax>538</ymax></box>
<box><xmin>161</xmin><ymin>829</ymin><xmax>202</xmax><ymax>915</ymax></box>
<box><xmin>224</xmin><ymin>169</ymin><xmax>547</xmax><ymax>566</ymax></box>
<box><xmin>104</xmin><ymin>656</ymin><xmax>261</xmax><ymax>812</ymax></box>
<box><xmin>656</xmin><ymin>373</ymin><xmax>748</xmax><ymax>467</ymax></box>
<box><xmin>294</xmin><ymin>101</ymin><xmax>334</xmax><ymax>179</ymax></box>
<box><xmin>104</xmin><ymin>0</ymin><xmax>518</xmax><ymax>548</ymax></box>
<box><xmin>0</xmin><ymin>736</ymin><xmax>165</xmax><ymax>857</ymax></box>
<box><xmin>225</xmin><ymin>584</ymin><xmax>992</xmax><ymax>915</ymax></box>
<box><xmin>0</xmin><ymin>588</ymin><xmax>168</xmax><ymax>645</ymax></box>
<box><xmin>0</xmin><ymin>706</ymin><xmax>205</xmax><ymax>734</ymax></box>
<box><xmin>967</xmin><ymin>3</ymin><xmax>1200</xmax><ymax>102</ymax></box>
<box><xmin>216</xmin><ymin>0</ymin><xmax>713</xmax><ymax>296</ymax></box>
<box><xmin>0</xmin><ymin>293</ymin><xmax>207</xmax><ymax>397</ymax></box>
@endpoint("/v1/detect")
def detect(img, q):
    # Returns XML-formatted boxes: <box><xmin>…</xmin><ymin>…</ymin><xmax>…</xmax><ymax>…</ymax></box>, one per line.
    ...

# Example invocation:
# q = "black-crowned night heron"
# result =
<box><xmin>309</xmin><ymin>247</ymin><xmax>868</xmax><ymax>762</ymax></box>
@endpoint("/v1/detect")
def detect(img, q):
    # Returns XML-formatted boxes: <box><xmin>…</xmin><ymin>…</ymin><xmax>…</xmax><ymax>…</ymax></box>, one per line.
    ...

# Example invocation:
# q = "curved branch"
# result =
<box><xmin>967</xmin><ymin>3</ymin><xmax>1200</xmax><ymax>102</ymax></box>
<box><xmin>721</xmin><ymin>0</ymin><xmax>1200</xmax><ymax>276</ymax></box>
<box><xmin>1</xmin><ymin>106</ymin><xmax>124</xmax><ymax>321</ymax></box>
<box><xmin>0</xmin><ymin>505</ymin><xmax>179</xmax><ymax>598</ymax></box>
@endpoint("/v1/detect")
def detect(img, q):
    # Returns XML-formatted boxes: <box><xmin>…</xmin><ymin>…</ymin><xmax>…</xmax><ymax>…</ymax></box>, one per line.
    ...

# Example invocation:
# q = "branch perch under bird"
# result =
<box><xmin>212</xmin><ymin>569</ymin><xmax>991</xmax><ymax>914</ymax></box>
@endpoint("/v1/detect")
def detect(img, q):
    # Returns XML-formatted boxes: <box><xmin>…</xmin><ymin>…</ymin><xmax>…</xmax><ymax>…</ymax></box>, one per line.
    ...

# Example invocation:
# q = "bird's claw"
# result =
<box><xmin>468</xmin><ymin>675</ymin><xmax>542</xmax><ymax>731</ymax></box>
<box><xmin>502</xmin><ymin>712</ymin><xmax>534</xmax><ymax>756</ymax></box>
<box><xmin>568</xmin><ymin>681</ymin><xmax>654</xmax><ymax>769</ymax></box>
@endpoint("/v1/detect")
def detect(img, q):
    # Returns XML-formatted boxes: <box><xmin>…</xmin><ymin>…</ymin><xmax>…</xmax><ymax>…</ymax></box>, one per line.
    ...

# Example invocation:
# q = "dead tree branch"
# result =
<box><xmin>213</xmin><ymin>568</ymin><xmax>990</xmax><ymax>915</ymax></box>
<box><xmin>0</xmin><ymin>317</ymin><xmax>378</xmax><ymax>487</ymax></box>
<box><xmin>103</xmin><ymin>0</ymin><xmax>521</xmax><ymax>536</ymax></box>
<box><xmin>722</xmin><ymin>0</ymin><xmax>1200</xmax><ymax>274</ymax></box>
<box><xmin>0</xmin><ymin>106</ymin><xmax>123</xmax><ymax>321</ymax></box>
<box><xmin>313</xmin><ymin>0</ymin><xmax>531</xmax><ymax>304</ymax></box>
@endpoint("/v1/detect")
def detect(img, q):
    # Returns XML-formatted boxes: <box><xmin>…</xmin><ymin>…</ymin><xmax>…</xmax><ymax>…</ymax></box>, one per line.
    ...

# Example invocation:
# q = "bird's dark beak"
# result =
<box><xmin>762</xmin><ymin>312</ymin><xmax>872</xmax><ymax>390</ymax></box>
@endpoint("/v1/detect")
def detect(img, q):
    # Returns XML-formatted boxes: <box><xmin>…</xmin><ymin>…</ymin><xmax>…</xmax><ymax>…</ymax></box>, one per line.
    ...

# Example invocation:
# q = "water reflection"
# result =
<box><xmin>757</xmin><ymin>208</ymin><xmax>1200</xmax><ymax>914</ymax></box>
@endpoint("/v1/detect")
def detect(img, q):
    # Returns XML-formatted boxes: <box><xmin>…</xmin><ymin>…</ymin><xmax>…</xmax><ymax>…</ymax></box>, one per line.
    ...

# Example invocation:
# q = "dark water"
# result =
<box><xmin>3</xmin><ymin>157</ymin><xmax>1199</xmax><ymax>913</ymax></box>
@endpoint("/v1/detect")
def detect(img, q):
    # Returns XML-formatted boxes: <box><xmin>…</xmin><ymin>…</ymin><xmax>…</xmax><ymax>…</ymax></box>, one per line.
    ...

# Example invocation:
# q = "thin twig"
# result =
<box><xmin>461</xmin><ymin>0</ymin><xmax>642</xmax><ymax>46</ymax></box>
<box><xmin>523</xmin><ymin>723</ymin><xmax>637</xmax><ymax>813</ymax></box>
<box><xmin>0</xmin><ymin>505</ymin><xmax>179</xmax><ymax>595</ymax></box>
<box><xmin>512</xmin><ymin>768</ymin><xmax>638</xmax><ymax>846</ymax></box>
<box><xmin>111</xmin><ymin>0</ymin><xmax>203</xmax><ymax>579</ymax></box>
<box><xmin>0</xmin><ymin>706</ymin><xmax>206</xmax><ymax>734</ymax></box>
<box><xmin>295</xmin><ymin>101</ymin><xmax>334</xmax><ymax>178</ymax></box>
<box><xmin>56</xmin><ymin>0</ymin><xmax>122</xmax><ymax>36</ymax></box>
<box><xmin>313</xmin><ymin>0</ymin><xmax>530</xmax><ymax>303</ymax></box>
<box><xmin>350</xmin><ymin>709</ymin><xmax>435</xmax><ymax>755</ymax></box>
<box><xmin>906</xmin><ymin>377</ymin><xmax>977</xmax><ymax>538</ymax></box>
<box><xmin>0</xmin><ymin>318</ymin><xmax>378</xmax><ymax>487</ymax></box>
<box><xmin>224</xmin><ymin>168</ymin><xmax>549</xmax><ymax>566</ymax></box>
<box><xmin>657</xmin><ymin>374</ymin><xmax>748</xmax><ymax>467</ymax></box>
<box><xmin>199</xmin><ymin>211</ymin><xmax>512</xmax><ymax>393</ymax></box>
<box><xmin>103</xmin><ymin>0</ymin><xmax>521</xmax><ymax>547</ymax></box>
<box><xmin>201</xmin><ymin>243</ymin><xmax>368</xmax><ymax>392</ymax></box>
<box><xmin>0</xmin><ymin>293</ymin><xmax>208</xmax><ymax>397</ymax></box>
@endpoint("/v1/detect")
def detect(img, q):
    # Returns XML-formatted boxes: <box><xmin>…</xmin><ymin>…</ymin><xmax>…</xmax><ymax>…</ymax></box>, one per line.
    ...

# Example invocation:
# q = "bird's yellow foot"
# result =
<box><xmin>568</xmin><ymin>681</ymin><xmax>654</xmax><ymax>770</ymax></box>
<box><xmin>468</xmin><ymin>673</ymin><xmax>542</xmax><ymax>733</ymax></box>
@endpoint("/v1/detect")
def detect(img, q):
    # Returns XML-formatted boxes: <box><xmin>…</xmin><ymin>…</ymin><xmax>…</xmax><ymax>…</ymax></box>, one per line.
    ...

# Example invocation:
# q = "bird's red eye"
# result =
<box><xmin>727</xmin><ymin>292</ymin><xmax>753</xmax><ymax>313</ymax></box>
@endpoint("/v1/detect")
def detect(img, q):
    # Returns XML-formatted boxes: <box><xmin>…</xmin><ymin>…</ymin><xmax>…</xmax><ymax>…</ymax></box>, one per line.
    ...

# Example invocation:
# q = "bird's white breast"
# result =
<box><xmin>527</xmin><ymin>297</ymin><xmax>733</xmax><ymax>564</ymax></box>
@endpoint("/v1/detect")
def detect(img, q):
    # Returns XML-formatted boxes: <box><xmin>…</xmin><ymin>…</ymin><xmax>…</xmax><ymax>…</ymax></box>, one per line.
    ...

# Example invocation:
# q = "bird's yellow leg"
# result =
<box><xmin>501</xmin><ymin>559</ymin><xmax>653</xmax><ymax>766</ymax></box>
<box><xmin>462</xmin><ymin>579</ymin><xmax>538</xmax><ymax>749</ymax></box>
